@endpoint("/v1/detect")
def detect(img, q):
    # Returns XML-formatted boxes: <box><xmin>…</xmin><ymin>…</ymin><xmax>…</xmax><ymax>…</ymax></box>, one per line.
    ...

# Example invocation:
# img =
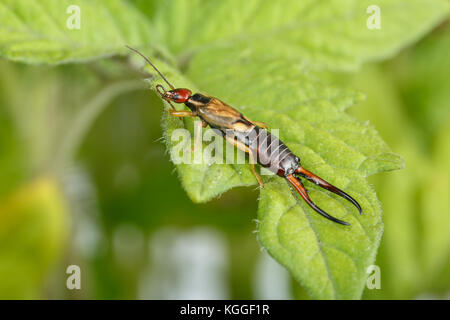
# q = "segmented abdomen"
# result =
<box><xmin>231</xmin><ymin>126</ymin><xmax>300</xmax><ymax>176</ymax></box>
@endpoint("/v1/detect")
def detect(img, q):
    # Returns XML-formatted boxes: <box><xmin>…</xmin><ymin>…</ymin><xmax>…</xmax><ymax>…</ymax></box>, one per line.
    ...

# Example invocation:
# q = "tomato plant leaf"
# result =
<box><xmin>0</xmin><ymin>0</ymin><xmax>153</xmax><ymax>64</ymax></box>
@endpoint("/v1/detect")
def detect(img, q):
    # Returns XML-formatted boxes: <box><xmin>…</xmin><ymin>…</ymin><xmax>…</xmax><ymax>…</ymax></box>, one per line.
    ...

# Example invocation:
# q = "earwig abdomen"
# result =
<box><xmin>229</xmin><ymin>126</ymin><xmax>357</xmax><ymax>225</ymax></box>
<box><xmin>232</xmin><ymin>126</ymin><xmax>300</xmax><ymax>177</ymax></box>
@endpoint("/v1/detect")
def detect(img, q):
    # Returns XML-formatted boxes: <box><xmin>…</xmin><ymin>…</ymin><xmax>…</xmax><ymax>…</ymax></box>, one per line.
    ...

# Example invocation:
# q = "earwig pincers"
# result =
<box><xmin>126</xmin><ymin>45</ymin><xmax>362</xmax><ymax>226</ymax></box>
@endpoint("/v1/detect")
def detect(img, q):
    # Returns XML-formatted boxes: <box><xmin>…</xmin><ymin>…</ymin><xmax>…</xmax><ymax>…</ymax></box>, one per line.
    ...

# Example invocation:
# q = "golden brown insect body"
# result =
<box><xmin>126</xmin><ymin>46</ymin><xmax>362</xmax><ymax>226</ymax></box>
<box><xmin>185</xmin><ymin>93</ymin><xmax>300</xmax><ymax>177</ymax></box>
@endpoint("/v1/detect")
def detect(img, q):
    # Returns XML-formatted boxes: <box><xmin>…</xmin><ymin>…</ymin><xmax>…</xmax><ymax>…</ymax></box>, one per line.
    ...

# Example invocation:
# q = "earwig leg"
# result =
<box><xmin>243</xmin><ymin>116</ymin><xmax>268</xmax><ymax>129</ymax></box>
<box><xmin>167</xmin><ymin>111</ymin><xmax>202</xmax><ymax>151</ymax></box>
<box><xmin>248</xmin><ymin>152</ymin><xmax>264</xmax><ymax>188</ymax></box>
<box><xmin>167</xmin><ymin>101</ymin><xmax>176</xmax><ymax>110</ymax></box>
<box><xmin>225</xmin><ymin>136</ymin><xmax>264</xmax><ymax>188</ymax></box>
<box><xmin>286</xmin><ymin>174</ymin><xmax>350</xmax><ymax>226</ymax></box>
<box><xmin>296</xmin><ymin>167</ymin><xmax>362</xmax><ymax>215</ymax></box>
<box><xmin>168</xmin><ymin>110</ymin><xmax>198</xmax><ymax>117</ymax></box>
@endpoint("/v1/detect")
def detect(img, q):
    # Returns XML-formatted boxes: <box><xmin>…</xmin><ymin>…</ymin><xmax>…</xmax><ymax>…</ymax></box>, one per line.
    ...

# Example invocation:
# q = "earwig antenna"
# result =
<box><xmin>125</xmin><ymin>45</ymin><xmax>175</xmax><ymax>90</ymax></box>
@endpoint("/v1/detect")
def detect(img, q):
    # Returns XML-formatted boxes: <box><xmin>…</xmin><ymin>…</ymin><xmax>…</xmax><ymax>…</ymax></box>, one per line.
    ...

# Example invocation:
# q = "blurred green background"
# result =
<box><xmin>0</xmin><ymin>8</ymin><xmax>449</xmax><ymax>300</ymax></box>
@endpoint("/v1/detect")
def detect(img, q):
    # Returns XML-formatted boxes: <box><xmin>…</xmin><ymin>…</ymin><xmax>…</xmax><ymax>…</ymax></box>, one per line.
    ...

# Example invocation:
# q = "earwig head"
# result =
<box><xmin>166</xmin><ymin>88</ymin><xmax>192</xmax><ymax>103</ymax></box>
<box><xmin>156</xmin><ymin>85</ymin><xmax>192</xmax><ymax>103</ymax></box>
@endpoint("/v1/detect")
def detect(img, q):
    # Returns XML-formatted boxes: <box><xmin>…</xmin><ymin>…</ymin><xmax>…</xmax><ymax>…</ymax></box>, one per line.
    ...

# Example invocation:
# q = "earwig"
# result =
<box><xmin>127</xmin><ymin>46</ymin><xmax>362</xmax><ymax>225</ymax></box>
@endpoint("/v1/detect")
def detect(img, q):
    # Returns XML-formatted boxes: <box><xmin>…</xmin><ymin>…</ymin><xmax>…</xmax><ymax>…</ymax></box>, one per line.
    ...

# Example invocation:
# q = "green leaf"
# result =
<box><xmin>187</xmin><ymin>52</ymin><xmax>403</xmax><ymax>299</ymax></box>
<box><xmin>144</xmin><ymin>52</ymin><xmax>397</xmax><ymax>300</ymax></box>
<box><xmin>141</xmin><ymin>0</ymin><xmax>448</xmax><ymax>299</ymax></box>
<box><xmin>154</xmin><ymin>0</ymin><xmax>450</xmax><ymax>71</ymax></box>
<box><xmin>0</xmin><ymin>0</ymin><xmax>153</xmax><ymax>64</ymax></box>
<box><xmin>2</xmin><ymin>0</ymin><xmax>447</xmax><ymax>300</ymax></box>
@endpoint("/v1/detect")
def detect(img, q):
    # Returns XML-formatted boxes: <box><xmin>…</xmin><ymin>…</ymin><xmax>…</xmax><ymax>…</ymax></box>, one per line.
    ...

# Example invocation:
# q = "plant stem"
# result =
<box><xmin>54</xmin><ymin>79</ymin><xmax>145</xmax><ymax>174</ymax></box>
